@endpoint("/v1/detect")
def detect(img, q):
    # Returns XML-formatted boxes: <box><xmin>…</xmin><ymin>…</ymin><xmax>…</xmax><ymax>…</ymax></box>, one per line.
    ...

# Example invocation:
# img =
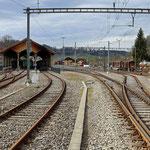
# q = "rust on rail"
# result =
<box><xmin>8</xmin><ymin>71</ymin><xmax>66</xmax><ymax>150</ymax></box>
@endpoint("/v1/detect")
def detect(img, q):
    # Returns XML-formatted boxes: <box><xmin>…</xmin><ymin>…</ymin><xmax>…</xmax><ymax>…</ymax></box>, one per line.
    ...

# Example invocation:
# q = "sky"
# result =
<box><xmin>0</xmin><ymin>0</ymin><xmax>150</xmax><ymax>51</ymax></box>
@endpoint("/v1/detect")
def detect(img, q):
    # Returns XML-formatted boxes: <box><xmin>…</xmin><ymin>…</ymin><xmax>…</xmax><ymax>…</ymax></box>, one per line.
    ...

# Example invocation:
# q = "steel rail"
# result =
<box><xmin>0</xmin><ymin>72</ymin><xmax>52</xmax><ymax>118</ymax></box>
<box><xmin>110</xmin><ymin>70</ymin><xmax>150</xmax><ymax>99</ymax></box>
<box><xmin>1</xmin><ymin>72</ymin><xmax>14</xmax><ymax>82</ymax></box>
<box><xmin>0</xmin><ymin>72</ymin><xmax>7</xmax><ymax>82</ymax></box>
<box><xmin>130</xmin><ymin>75</ymin><xmax>150</xmax><ymax>99</ymax></box>
<box><xmin>122</xmin><ymin>77</ymin><xmax>150</xmax><ymax>146</ymax></box>
<box><xmin>56</xmin><ymin>68</ymin><xmax>150</xmax><ymax>147</ymax></box>
<box><xmin>0</xmin><ymin>71</ymin><xmax>26</xmax><ymax>90</ymax></box>
<box><xmin>8</xmin><ymin>71</ymin><xmax>66</xmax><ymax>150</ymax></box>
<box><xmin>125</xmin><ymin>86</ymin><xmax>150</xmax><ymax>104</ymax></box>
<box><xmin>0</xmin><ymin>72</ymin><xmax>15</xmax><ymax>89</ymax></box>
<box><xmin>89</xmin><ymin>73</ymin><xmax>150</xmax><ymax>147</ymax></box>
<box><xmin>111</xmin><ymin>70</ymin><xmax>149</xmax><ymax>76</ymax></box>
<box><xmin>91</xmin><ymin>74</ymin><xmax>150</xmax><ymax>147</ymax></box>
<box><xmin>68</xmin><ymin>69</ymin><xmax>150</xmax><ymax>147</ymax></box>
<box><xmin>93</xmin><ymin>72</ymin><xmax>150</xmax><ymax>104</ymax></box>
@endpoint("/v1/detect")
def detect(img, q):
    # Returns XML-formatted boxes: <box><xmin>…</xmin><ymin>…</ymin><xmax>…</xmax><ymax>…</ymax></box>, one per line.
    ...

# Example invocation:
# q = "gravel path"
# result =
<box><xmin>81</xmin><ymin>75</ymin><xmax>143</xmax><ymax>150</ymax></box>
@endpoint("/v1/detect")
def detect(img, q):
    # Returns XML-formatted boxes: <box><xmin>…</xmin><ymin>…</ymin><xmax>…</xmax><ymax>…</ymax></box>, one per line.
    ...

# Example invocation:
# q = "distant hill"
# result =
<box><xmin>43</xmin><ymin>44</ymin><xmax>129</xmax><ymax>57</ymax></box>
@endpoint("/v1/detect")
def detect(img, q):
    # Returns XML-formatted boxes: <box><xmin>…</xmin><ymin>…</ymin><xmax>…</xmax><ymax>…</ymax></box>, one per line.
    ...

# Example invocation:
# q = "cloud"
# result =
<box><xmin>0</xmin><ymin>0</ymin><xmax>150</xmax><ymax>49</ymax></box>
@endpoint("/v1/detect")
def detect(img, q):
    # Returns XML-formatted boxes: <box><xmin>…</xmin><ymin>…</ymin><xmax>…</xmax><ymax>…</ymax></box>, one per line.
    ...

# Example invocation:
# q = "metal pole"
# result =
<box><xmin>34</xmin><ymin>53</ymin><xmax>37</xmax><ymax>73</ymax></box>
<box><xmin>37</xmin><ymin>0</ymin><xmax>40</xmax><ymax>8</ymax></box>
<box><xmin>74</xmin><ymin>42</ymin><xmax>77</xmax><ymax>70</ymax></box>
<box><xmin>107</xmin><ymin>41</ymin><xmax>110</xmax><ymax>73</ymax></box>
<box><xmin>116</xmin><ymin>39</ymin><xmax>121</xmax><ymax>49</ymax></box>
<box><xmin>104</xmin><ymin>46</ymin><xmax>106</xmax><ymax>72</ymax></box>
<box><xmin>26</xmin><ymin>7</ymin><xmax>31</xmax><ymax>83</ymax></box>
<box><xmin>17</xmin><ymin>53</ymin><xmax>20</xmax><ymax>71</ymax></box>
<box><xmin>61</xmin><ymin>37</ymin><xmax>65</xmax><ymax>71</ymax></box>
<box><xmin>135</xmin><ymin>47</ymin><xmax>136</xmax><ymax>71</ymax></box>
<box><xmin>87</xmin><ymin>46</ymin><xmax>90</xmax><ymax>70</ymax></box>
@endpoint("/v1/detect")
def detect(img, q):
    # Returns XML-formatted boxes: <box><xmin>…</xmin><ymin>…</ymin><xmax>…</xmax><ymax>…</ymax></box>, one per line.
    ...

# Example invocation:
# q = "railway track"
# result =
<box><xmin>126</xmin><ymin>75</ymin><xmax>150</xmax><ymax>102</ymax></box>
<box><xmin>68</xmin><ymin>69</ymin><xmax>150</xmax><ymax>148</ymax></box>
<box><xmin>92</xmin><ymin>71</ymin><xmax>150</xmax><ymax>147</ymax></box>
<box><xmin>0</xmin><ymin>72</ymin><xmax>66</xmax><ymax>150</ymax></box>
<box><xmin>123</xmin><ymin>76</ymin><xmax>150</xmax><ymax>147</ymax></box>
<box><xmin>130</xmin><ymin>74</ymin><xmax>150</xmax><ymax>99</ymax></box>
<box><xmin>0</xmin><ymin>71</ymin><xmax>26</xmax><ymax>89</ymax></box>
<box><xmin>0</xmin><ymin>73</ymin><xmax>48</xmax><ymax>115</ymax></box>
<box><xmin>0</xmin><ymin>72</ymin><xmax>7</xmax><ymax>81</ymax></box>
<box><xmin>48</xmin><ymin>68</ymin><xmax>150</xmax><ymax>148</ymax></box>
<box><xmin>110</xmin><ymin>70</ymin><xmax>150</xmax><ymax>98</ymax></box>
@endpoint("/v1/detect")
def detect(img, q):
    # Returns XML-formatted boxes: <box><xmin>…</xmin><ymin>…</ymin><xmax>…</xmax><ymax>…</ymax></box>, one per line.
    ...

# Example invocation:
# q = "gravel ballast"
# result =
<box><xmin>18</xmin><ymin>71</ymin><xmax>91</xmax><ymax>149</ymax></box>
<box><xmin>81</xmin><ymin>73</ymin><xmax>143</xmax><ymax>150</ymax></box>
<box><xmin>1</xmin><ymin>71</ymin><xmax>145</xmax><ymax>149</ymax></box>
<box><xmin>0</xmin><ymin>72</ymin><xmax>49</xmax><ymax>114</ymax></box>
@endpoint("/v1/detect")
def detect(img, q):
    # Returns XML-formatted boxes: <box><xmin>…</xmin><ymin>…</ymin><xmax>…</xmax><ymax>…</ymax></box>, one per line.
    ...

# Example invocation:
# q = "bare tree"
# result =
<box><xmin>0</xmin><ymin>35</ymin><xmax>18</xmax><ymax>50</ymax></box>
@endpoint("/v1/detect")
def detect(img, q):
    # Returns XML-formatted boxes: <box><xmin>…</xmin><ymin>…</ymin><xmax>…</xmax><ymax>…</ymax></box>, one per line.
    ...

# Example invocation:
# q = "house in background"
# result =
<box><xmin>76</xmin><ymin>58</ymin><xmax>87</xmax><ymax>66</ymax></box>
<box><xmin>55</xmin><ymin>57</ymin><xmax>75</xmax><ymax>65</ymax></box>
<box><xmin>55</xmin><ymin>58</ymin><xmax>64</xmax><ymax>65</ymax></box>
<box><xmin>64</xmin><ymin>57</ymin><xmax>75</xmax><ymax>65</ymax></box>
<box><xmin>0</xmin><ymin>38</ymin><xmax>56</xmax><ymax>70</ymax></box>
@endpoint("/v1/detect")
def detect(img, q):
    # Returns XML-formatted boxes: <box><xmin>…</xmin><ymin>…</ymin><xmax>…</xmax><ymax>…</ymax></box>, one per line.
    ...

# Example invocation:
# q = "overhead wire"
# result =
<box><xmin>31</xmin><ymin>15</ymin><xmax>60</xmax><ymax>46</ymax></box>
<box><xmin>116</xmin><ymin>0</ymin><xmax>150</xmax><ymax>48</ymax></box>
<box><xmin>9</xmin><ymin>0</ymin><xmax>60</xmax><ymax>46</ymax></box>
<box><xmin>9</xmin><ymin>0</ymin><xmax>26</xmax><ymax>8</ymax></box>
<box><xmin>92</xmin><ymin>0</ymin><xmax>130</xmax><ymax>47</ymax></box>
<box><xmin>122</xmin><ymin>0</ymin><xmax>150</xmax><ymax>38</ymax></box>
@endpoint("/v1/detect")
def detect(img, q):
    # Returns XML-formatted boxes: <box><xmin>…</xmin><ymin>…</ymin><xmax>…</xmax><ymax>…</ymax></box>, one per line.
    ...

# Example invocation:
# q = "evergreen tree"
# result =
<box><xmin>132</xmin><ymin>28</ymin><xmax>147</xmax><ymax>65</ymax></box>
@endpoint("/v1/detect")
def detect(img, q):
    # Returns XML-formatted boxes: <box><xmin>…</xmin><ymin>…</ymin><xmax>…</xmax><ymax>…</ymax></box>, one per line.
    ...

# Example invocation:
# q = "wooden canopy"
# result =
<box><xmin>0</xmin><ymin>38</ymin><xmax>56</xmax><ymax>55</ymax></box>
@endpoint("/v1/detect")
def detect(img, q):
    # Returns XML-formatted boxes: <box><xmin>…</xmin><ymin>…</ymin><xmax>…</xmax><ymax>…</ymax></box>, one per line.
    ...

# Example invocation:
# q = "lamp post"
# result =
<box><xmin>104</xmin><ymin>46</ymin><xmax>106</xmax><ymax>72</ymax></box>
<box><xmin>135</xmin><ymin>47</ymin><xmax>136</xmax><ymax>71</ymax></box>
<box><xmin>107</xmin><ymin>41</ymin><xmax>110</xmax><ymax>73</ymax></box>
<box><xmin>74</xmin><ymin>42</ymin><xmax>77</xmax><ymax>70</ymax></box>
<box><xmin>116</xmin><ymin>39</ymin><xmax>122</xmax><ymax>49</ymax></box>
<box><xmin>26</xmin><ymin>7</ymin><xmax>31</xmax><ymax>84</ymax></box>
<box><xmin>61</xmin><ymin>37</ymin><xmax>66</xmax><ymax>71</ymax></box>
<box><xmin>107</xmin><ymin>40</ymin><xmax>117</xmax><ymax>73</ymax></box>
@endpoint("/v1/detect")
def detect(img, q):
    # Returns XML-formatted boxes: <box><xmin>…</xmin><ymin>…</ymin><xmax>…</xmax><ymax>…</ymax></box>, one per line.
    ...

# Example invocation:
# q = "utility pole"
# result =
<box><xmin>118</xmin><ymin>0</ymin><xmax>120</xmax><ymax>8</ymax></box>
<box><xmin>37</xmin><ymin>0</ymin><xmax>40</xmax><ymax>8</ymax></box>
<box><xmin>23</xmin><ymin>7</ymin><xmax>150</xmax><ymax>79</ymax></box>
<box><xmin>104</xmin><ymin>46</ymin><xmax>106</xmax><ymax>72</ymax></box>
<box><xmin>135</xmin><ymin>47</ymin><xmax>136</xmax><ymax>71</ymax></box>
<box><xmin>74</xmin><ymin>42</ymin><xmax>77</xmax><ymax>70</ymax></box>
<box><xmin>26</xmin><ymin>7</ymin><xmax>31</xmax><ymax>84</ymax></box>
<box><xmin>61</xmin><ymin>37</ymin><xmax>66</xmax><ymax>71</ymax></box>
<box><xmin>107</xmin><ymin>41</ymin><xmax>110</xmax><ymax>73</ymax></box>
<box><xmin>87</xmin><ymin>46</ymin><xmax>90</xmax><ymax>70</ymax></box>
<box><xmin>116</xmin><ymin>39</ymin><xmax>121</xmax><ymax>48</ymax></box>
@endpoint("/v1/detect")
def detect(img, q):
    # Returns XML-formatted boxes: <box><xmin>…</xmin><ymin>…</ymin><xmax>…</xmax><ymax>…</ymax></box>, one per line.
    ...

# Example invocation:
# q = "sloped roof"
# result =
<box><xmin>76</xmin><ymin>58</ymin><xmax>87</xmax><ymax>62</ymax></box>
<box><xmin>0</xmin><ymin>38</ymin><xmax>56</xmax><ymax>55</ymax></box>
<box><xmin>65</xmin><ymin>57</ymin><xmax>75</xmax><ymax>61</ymax></box>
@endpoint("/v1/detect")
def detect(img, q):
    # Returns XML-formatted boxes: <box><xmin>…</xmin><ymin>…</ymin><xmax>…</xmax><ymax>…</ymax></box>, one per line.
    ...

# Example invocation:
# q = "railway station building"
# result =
<box><xmin>0</xmin><ymin>38</ymin><xmax>56</xmax><ymax>70</ymax></box>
